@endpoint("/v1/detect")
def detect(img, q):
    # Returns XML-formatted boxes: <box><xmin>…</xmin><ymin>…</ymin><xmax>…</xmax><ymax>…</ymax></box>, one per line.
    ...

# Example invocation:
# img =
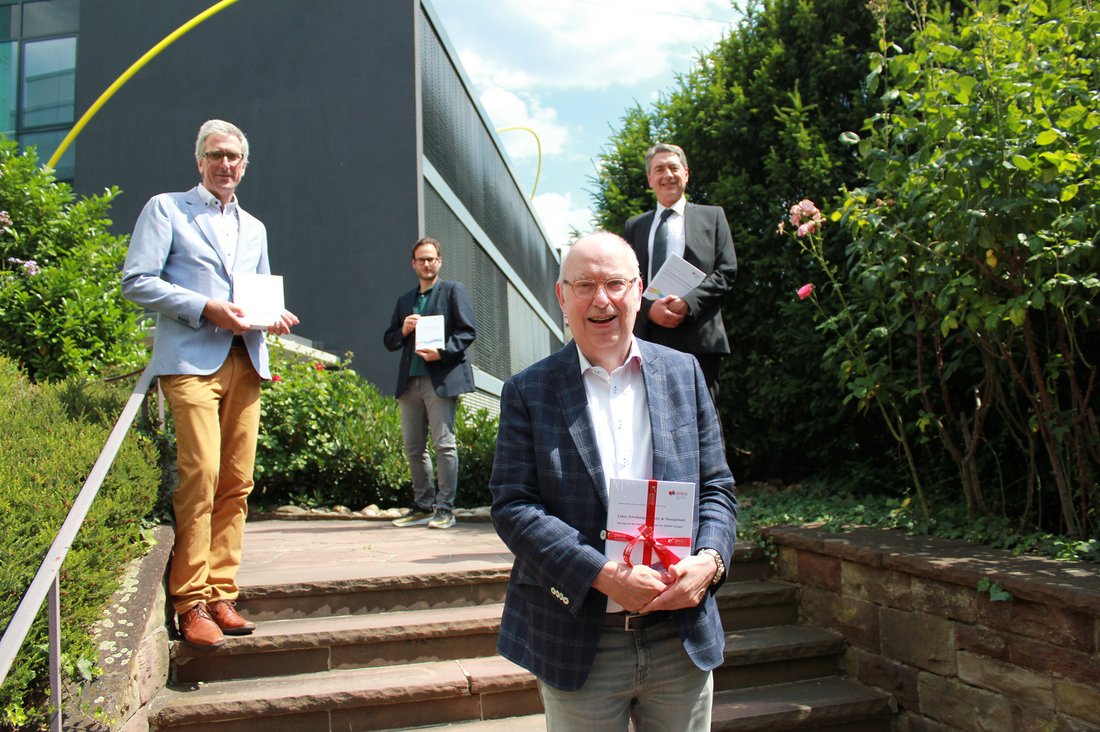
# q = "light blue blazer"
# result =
<box><xmin>121</xmin><ymin>185</ymin><xmax>271</xmax><ymax>379</ymax></box>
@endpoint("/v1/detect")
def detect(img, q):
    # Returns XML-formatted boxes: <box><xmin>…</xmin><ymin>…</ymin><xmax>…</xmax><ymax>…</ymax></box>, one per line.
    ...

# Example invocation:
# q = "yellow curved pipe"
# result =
<box><xmin>495</xmin><ymin>125</ymin><xmax>542</xmax><ymax>200</ymax></box>
<box><xmin>46</xmin><ymin>0</ymin><xmax>240</xmax><ymax>170</ymax></box>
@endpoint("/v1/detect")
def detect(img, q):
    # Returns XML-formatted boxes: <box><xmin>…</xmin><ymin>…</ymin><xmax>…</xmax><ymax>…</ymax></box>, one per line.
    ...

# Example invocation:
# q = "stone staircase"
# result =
<box><xmin>147</xmin><ymin>548</ymin><xmax>894</xmax><ymax>731</ymax></box>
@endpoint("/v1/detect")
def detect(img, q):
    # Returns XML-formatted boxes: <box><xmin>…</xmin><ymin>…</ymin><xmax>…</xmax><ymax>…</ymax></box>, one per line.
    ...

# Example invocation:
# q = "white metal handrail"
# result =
<box><xmin>0</xmin><ymin>365</ymin><xmax>157</xmax><ymax>731</ymax></box>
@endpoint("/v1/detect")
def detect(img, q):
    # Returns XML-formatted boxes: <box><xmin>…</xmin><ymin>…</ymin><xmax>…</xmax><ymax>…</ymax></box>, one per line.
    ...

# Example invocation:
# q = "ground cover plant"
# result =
<box><xmin>0</xmin><ymin>356</ymin><xmax>160</xmax><ymax>729</ymax></box>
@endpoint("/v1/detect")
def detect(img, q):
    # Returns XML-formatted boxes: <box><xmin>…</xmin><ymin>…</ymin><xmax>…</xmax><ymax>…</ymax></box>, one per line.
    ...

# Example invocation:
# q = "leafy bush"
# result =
<box><xmin>254</xmin><ymin>344</ymin><xmax>498</xmax><ymax>510</ymax></box>
<box><xmin>0</xmin><ymin>356</ymin><xmax>160</xmax><ymax>729</ymax></box>
<box><xmin>0</xmin><ymin>138</ymin><xmax>147</xmax><ymax>383</ymax></box>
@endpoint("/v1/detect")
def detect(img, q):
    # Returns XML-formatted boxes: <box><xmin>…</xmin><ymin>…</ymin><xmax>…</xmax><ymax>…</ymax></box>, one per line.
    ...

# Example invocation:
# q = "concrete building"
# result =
<box><xmin>3</xmin><ymin>0</ymin><xmax>564</xmax><ymax>405</ymax></box>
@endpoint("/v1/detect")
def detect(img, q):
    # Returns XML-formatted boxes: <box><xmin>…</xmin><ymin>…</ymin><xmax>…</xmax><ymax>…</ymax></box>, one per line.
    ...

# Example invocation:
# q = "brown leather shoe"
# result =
<box><xmin>208</xmin><ymin>599</ymin><xmax>257</xmax><ymax>635</ymax></box>
<box><xmin>178</xmin><ymin>603</ymin><xmax>226</xmax><ymax>647</ymax></box>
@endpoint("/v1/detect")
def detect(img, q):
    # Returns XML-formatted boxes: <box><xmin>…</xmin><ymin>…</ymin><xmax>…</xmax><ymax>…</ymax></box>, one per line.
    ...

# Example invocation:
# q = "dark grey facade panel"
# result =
<box><xmin>73</xmin><ymin>0</ymin><xmax>424</xmax><ymax>394</ymax></box>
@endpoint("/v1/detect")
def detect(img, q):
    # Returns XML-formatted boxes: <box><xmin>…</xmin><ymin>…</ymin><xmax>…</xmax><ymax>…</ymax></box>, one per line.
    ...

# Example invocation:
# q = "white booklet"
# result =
<box><xmin>644</xmin><ymin>252</ymin><xmax>706</xmax><ymax>300</ymax></box>
<box><xmin>604</xmin><ymin>477</ymin><xmax>695</xmax><ymax>612</ymax></box>
<box><xmin>233</xmin><ymin>273</ymin><xmax>285</xmax><ymax>330</ymax></box>
<box><xmin>415</xmin><ymin>314</ymin><xmax>445</xmax><ymax>351</ymax></box>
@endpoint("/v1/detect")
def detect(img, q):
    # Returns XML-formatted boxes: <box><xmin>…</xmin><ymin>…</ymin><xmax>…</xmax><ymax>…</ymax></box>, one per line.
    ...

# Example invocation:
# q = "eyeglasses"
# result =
<box><xmin>202</xmin><ymin>150</ymin><xmax>245</xmax><ymax>165</ymax></box>
<box><xmin>561</xmin><ymin>277</ymin><xmax>637</xmax><ymax>299</ymax></box>
<box><xmin>414</xmin><ymin>256</ymin><xmax>440</xmax><ymax>264</ymax></box>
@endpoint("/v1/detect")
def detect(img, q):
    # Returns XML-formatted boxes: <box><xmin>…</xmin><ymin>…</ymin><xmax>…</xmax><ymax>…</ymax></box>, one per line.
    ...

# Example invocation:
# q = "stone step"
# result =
<box><xmin>156</xmin><ymin>624</ymin><xmax>854</xmax><ymax>730</ymax></box>
<box><xmin>405</xmin><ymin>677</ymin><xmax>894</xmax><ymax>731</ymax></box>
<box><xmin>173</xmin><ymin>579</ymin><xmax>801</xmax><ymax>683</ymax></box>
<box><xmin>149</xmin><ymin>656</ymin><xmax>540</xmax><ymax>732</ymax></box>
<box><xmin>234</xmin><ymin>548</ymin><xmax>771</xmax><ymax>622</ymax></box>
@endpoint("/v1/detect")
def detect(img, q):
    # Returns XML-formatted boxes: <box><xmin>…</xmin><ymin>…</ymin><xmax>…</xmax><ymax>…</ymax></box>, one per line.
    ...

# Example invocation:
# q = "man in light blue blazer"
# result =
<box><xmin>122</xmin><ymin>120</ymin><xmax>298</xmax><ymax>648</ymax></box>
<box><xmin>490</xmin><ymin>231</ymin><xmax>737</xmax><ymax>730</ymax></box>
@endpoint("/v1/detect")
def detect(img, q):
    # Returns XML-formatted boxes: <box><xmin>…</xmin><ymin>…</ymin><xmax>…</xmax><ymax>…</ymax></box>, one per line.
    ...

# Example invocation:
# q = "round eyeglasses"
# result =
<box><xmin>561</xmin><ymin>277</ymin><xmax>637</xmax><ymax>299</ymax></box>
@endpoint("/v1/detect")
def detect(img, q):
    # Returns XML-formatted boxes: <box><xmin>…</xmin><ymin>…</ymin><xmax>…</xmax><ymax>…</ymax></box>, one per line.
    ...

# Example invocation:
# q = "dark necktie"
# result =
<box><xmin>651</xmin><ymin>208</ymin><xmax>674</xmax><ymax>278</ymax></box>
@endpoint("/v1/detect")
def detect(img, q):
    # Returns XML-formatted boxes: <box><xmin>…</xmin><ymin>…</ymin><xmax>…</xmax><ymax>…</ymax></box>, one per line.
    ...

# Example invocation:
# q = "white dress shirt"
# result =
<box><xmin>197</xmin><ymin>183</ymin><xmax>241</xmax><ymax>266</ymax></box>
<box><xmin>646</xmin><ymin>197</ymin><xmax>687</xmax><ymax>281</ymax></box>
<box><xmin>576</xmin><ymin>339</ymin><xmax>654</xmax><ymax>499</ymax></box>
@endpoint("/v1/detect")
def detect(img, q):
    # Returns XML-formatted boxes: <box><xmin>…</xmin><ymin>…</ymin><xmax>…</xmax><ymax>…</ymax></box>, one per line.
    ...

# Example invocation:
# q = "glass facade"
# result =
<box><xmin>0</xmin><ymin>0</ymin><xmax>77</xmax><ymax>178</ymax></box>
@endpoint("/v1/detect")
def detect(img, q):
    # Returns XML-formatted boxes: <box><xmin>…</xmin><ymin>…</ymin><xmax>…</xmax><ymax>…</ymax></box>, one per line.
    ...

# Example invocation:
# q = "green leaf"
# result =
<box><xmin>839</xmin><ymin>131</ymin><xmax>860</xmax><ymax>145</ymax></box>
<box><xmin>1060</xmin><ymin>184</ymin><xmax>1078</xmax><ymax>202</ymax></box>
<box><xmin>1010</xmin><ymin>155</ymin><xmax>1032</xmax><ymax>171</ymax></box>
<box><xmin>1036</xmin><ymin>129</ymin><xmax>1061</xmax><ymax>146</ymax></box>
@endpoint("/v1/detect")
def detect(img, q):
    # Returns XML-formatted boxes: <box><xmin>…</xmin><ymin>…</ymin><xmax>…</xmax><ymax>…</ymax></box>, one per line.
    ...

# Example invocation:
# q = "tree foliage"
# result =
<box><xmin>827</xmin><ymin>0</ymin><xmax>1099</xmax><ymax>537</ymax></box>
<box><xmin>0</xmin><ymin>138</ymin><xmax>147</xmax><ymax>383</ymax></box>
<box><xmin>592</xmin><ymin>0</ymin><xmax>916</xmax><ymax>481</ymax></box>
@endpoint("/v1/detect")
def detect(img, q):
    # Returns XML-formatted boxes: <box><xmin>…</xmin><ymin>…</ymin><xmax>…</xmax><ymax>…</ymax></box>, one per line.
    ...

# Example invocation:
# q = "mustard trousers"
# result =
<box><xmin>160</xmin><ymin>346</ymin><xmax>261</xmax><ymax>615</ymax></box>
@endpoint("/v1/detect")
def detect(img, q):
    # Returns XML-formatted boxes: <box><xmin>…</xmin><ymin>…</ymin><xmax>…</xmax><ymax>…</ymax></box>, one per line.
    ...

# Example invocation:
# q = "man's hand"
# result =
<box><xmin>401</xmin><ymin>314</ymin><xmax>421</xmax><ymax>337</ymax></box>
<box><xmin>638</xmin><ymin>554</ymin><xmax>715</xmax><ymax>612</ymax></box>
<box><xmin>415</xmin><ymin>348</ymin><xmax>442</xmax><ymax>362</ymax></box>
<box><xmin>592</xmin><ymin>560</ymin><xmax>671</xmax><ymax>613</ymax></box>
<box><xmin>647</xmin><ymin>296</ymin><xmax>687</xmax><ymax>328</ymax></box>
<box><xmin>267</xmin><ymin>309</ymin><xmax>300</xmax><ymax>336</ymax></box>
<box><xmin>202</xmin><ymin>299</ymin><xmax>250</xmax><ymax>334</ymax></box>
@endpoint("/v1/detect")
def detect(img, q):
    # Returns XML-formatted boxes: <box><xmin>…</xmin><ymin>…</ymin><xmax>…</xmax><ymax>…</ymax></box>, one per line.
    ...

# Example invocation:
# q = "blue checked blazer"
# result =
<box><xmin>489</xmin><ymin>338</ymin><xmax>738</xmax><ymax>691</ymax></box>
<box><xmin>122</xmin><ymin>186</ymin><xmax>272</xmax><ymax>379</ymax></box>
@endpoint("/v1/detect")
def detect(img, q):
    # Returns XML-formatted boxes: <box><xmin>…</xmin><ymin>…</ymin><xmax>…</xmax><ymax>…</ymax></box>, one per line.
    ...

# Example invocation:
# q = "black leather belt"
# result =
<box><xmin>602</xmin><ymin>611</ymin><xmax>671</xmax><ymax>631</ymax></box>
<box><xmin>231</xmin><ymin>335</ymin><xmax>246</xmax><ymax>347</ymax></box>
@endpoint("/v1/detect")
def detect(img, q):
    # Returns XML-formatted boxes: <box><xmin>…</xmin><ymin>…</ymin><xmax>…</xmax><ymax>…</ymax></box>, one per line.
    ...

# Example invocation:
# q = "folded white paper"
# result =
<box><xmin>644</xmin><ymin>253</ymin><xmax>706</xmax><ymax>300</ymax></box>
<box><xmin>233</xmin><ymin>273</ymin><xmax>285</xmax><ymax>330</ymax></box>
<box><xmin>415</xmin><ymin>314</ymin><xmax>445</xmax><ymax>351</ymax></box>
<box><xmin>604</xmin><ymin>477</ymin><xmax>696</xmax><ymax>612</ymax></box>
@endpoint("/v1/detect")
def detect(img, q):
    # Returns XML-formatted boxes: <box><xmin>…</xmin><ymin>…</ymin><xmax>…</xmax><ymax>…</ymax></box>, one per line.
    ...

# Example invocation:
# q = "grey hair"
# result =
<box><xmin>644</xmin><ymin>143</ymin><xmax>688</xmax><ymax>173</ymax></box>
<box><xmin>194</xmin><ymin>119</ymin><xmax>249</xmax><ymax>163</ymax></box>
<box><xmin>558</xmin><ymin>231</ymin><xmax>640</xmax><ymax>282</ymax></box>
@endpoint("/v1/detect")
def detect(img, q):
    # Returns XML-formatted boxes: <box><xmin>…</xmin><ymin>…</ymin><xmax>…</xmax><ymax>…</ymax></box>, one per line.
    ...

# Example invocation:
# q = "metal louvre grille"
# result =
<box><xmin>424</xmin><ymin>183</ymin><xmax>511</xmax><ymax>381</ymax></box>
<box><xmin>418</xmin><ymin>10</ymin><xmax>561</xmax><ymax>319</ymax></box>
<box><xmin>508</xmin><ymin>283</ymin><xmax>552</xmax><ymax>374</ymax></box>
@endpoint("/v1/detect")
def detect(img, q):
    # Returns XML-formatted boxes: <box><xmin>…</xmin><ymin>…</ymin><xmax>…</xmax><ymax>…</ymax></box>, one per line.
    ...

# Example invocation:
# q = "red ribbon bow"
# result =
<box><xmin>605</xmin><ymin>480</ymin><xmax>691</xmax><ymax>571</ymax></box>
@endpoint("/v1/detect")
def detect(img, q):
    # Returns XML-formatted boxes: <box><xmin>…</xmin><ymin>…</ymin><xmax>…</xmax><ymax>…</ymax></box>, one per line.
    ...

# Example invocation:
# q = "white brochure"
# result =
<box><xmin>415</xmin><ymin>314</ymin><xmax>445</xmax><ymax>351</ymax></box>
<box><xmin>233</xmin><ymin>273</ymin><xmax>285</xmax><ymax>330</ymax></box>
<box><xmin>643</xmin><ymin>252</ymin><xmax>706</xmax><ymax>300</ymax></box>
<box><xmin>604</xmin><ymin>477</ymin><xmax>695</xmax><ymax>612</ymax></box>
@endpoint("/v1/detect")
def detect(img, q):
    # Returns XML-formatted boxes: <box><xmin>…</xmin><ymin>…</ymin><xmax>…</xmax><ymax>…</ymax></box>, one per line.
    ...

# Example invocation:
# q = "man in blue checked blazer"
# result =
<box><xmin>122</xmin><ymin>120</ymin><xmax>298</xmax><ymax>649</ymax></box>
<box><xmin>490</xmin><ymin>231</ymin><xmax>737</xmax><ymax>731</ymax></box>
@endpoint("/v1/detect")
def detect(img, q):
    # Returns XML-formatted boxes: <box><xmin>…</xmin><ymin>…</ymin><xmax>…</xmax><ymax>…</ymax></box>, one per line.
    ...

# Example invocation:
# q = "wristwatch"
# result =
<box><xmin>698</xmin><ymin>548</ymin><xmax>725</xmax><ymax>586</ymax></box>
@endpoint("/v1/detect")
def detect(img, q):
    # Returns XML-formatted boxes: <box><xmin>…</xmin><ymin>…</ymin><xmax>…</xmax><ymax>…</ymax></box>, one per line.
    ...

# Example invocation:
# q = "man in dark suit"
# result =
<box><xmin>122</xmin><ymin>120</ymin><xmax>299</xmax><ymax>647</ymax></box>
<box><xmin>383</xmin><ymin>237</ymin><xmax>477</xmax><ymax>530</ymax></box>
<box><xmin>624</xmin><ymin>143</ymin><xmax>737</xmax><ymax>413</ymax></box>
<box><xmin>490</xmin><ymin>231</ymin><xmax>737</xmax><ymax>730</ymax></box>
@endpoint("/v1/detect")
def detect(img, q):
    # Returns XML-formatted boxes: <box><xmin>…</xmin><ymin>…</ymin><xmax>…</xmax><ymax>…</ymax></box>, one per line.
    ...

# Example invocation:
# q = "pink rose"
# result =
<box><xmin>797</xmin><ymin>283</ymin><xmax>814</xmax><ymax>300</ymax></box>
<box><xmin>271</xmin><ymin>374</ymin><xmax>283</xmax><ymax>382</ymax></box>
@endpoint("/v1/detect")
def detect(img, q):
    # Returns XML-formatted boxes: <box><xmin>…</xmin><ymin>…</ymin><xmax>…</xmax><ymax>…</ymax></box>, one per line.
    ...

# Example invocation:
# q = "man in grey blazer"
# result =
<box><xmin>122</xmin><ymin>120</ymin><xmax>298</xmax><ymax>647</ymax></box>
<box><xmin>490</xmin><ymin>231</ymin><xmax>737</xmax><ymax>730</ymax></box>
<box><xmin>624</xmin><ymin>143</ymin><xmax>737</xmax><ymax>414</ymax></box>
<box><xmin>383</xmin><ymin>237</ymin><xmax>477</xmax><ymax>530</ymax></box>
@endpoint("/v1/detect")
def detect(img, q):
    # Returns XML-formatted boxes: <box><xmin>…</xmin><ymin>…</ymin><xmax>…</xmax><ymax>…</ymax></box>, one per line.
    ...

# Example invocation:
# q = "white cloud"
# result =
<box><xmin>532</xmin><ymin>191</ymin><xmax>595</xmax><ymax>250</ymax></box>
<box><xmin>437</xmin><ymin>0</ymin><xmax>737</xmax><ymax>92</ymax></box>
<box><xmin>479</xmin><ymin>87</ymin><xmax>570</xmax><ymax>162</ymax></box>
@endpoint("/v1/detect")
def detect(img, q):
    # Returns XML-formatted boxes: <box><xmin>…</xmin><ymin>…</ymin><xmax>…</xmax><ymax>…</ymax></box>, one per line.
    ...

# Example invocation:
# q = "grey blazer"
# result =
<box><xmin>122</xmin><ymin>186</ymin><xmax>272</xmax><ymax>378</ymax></box>
<box><xmin>489</xmin><ymin>339</ymin><xmax>738</xmax><ymax>691</ymax></box>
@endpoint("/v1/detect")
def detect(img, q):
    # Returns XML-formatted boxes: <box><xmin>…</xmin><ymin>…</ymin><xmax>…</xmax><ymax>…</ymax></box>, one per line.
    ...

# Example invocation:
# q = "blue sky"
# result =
<box><xmin>428</xmin><ymin>0</ymin><xmax>742</xmax><ymax>250</ymax></box>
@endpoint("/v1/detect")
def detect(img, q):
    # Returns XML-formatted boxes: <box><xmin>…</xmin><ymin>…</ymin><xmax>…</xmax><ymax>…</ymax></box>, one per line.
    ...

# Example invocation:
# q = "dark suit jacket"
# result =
<box><xmin>382</xmin><ymin>278</ymin><xmax>477</xmax><ymax>398</ymax></box>
<box><xmin>489</xmin><ymin>339</ymin><xmax>738</xmax><ymax>691</ymax></box>
<box><xmin>624</xmin><ymin>203</ymin><xmax>737</xmax><ymax>355</ymax></box>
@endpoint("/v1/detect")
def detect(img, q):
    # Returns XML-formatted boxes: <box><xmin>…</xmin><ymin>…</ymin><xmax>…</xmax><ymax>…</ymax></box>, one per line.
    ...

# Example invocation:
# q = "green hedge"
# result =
<box><xmin>0</xmin><ymin>356</ymin><xmax>160</xmax><ymax>729</ymax></box>
<box><xmin>253</xmin><ymin>345</ymin><xmax>497</xmax><ymax>510</ymax></box>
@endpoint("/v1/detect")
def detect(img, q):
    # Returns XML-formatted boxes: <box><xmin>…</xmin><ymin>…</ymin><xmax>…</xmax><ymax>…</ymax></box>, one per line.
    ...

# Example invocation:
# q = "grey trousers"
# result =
<box><xmin>398</xmin><ymin>375</ymin><xmax>458</xmax><ymax>511</ymax></box>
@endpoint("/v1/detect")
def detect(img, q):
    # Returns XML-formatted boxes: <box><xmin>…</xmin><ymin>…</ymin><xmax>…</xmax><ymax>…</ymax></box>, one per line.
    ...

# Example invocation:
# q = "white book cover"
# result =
<box><xmin>233</xmin><ymin>273</ymin><xmax>284</xmax><ymax>330</ymax></box>
<box><xmin>643</xmin><ymin>252</ymin><xmax>706</xmax><ymax>300</ymax></box>
<box><xmin>415</xmin><ymin>314</ymin><xmax>445</xmax><ymax>351</ymax></box>
<box><xmin>604</xmin><ymin>477</ymin><xmax>695</xmax><ymax>612</ymax></box>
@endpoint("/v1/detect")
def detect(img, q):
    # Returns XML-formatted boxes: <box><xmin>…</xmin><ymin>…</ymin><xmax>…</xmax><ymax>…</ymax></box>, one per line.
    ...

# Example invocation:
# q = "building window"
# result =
<box><xmin>0</xmin><ymin>0</ymin><xmax>78</xmax><ymax>179</ymax></box>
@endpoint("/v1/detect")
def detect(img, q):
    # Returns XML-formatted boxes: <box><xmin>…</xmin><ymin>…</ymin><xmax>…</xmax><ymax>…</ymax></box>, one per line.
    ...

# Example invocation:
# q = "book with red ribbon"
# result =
<box><xmin>604</xmin><ymin>478</ymin><xmax>695</xmax><ymax>612</ymax></box>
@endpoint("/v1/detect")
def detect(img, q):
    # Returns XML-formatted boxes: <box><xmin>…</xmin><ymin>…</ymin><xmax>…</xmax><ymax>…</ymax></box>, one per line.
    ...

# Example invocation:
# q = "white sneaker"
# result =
<box><xmin>427</xmin><ymin>509</ymin><xmax>455</xmax><ymax>529</ymax></box>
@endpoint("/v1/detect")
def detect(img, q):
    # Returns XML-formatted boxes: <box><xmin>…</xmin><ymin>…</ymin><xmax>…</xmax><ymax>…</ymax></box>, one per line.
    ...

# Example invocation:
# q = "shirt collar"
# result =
<box><xmin>196</xmin><ymin>183</ymin><xmax>238</xmax><ymax>212</ymax></box>
<box><xmin>576</xmin><ymin>338</ymin><xmax>643</xmax><ymax>377</ymax></box>
<box><xmin>657</xmin><ymin>197</ymin><xmax>687</xmax><ymax>219</ymax></box>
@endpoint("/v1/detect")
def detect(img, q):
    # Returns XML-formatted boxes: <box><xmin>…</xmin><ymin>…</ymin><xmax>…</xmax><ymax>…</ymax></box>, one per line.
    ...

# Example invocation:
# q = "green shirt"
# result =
<box><xmin>409</xmin><ymin>288</ymin><xmax>432</xmax><ymax>378</ymax></box>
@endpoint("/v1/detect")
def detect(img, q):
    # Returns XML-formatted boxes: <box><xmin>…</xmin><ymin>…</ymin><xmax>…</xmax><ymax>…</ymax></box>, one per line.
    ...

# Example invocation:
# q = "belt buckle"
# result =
<box><xmin>622</xmin><ymin>613</ymin><xmax>644</xmax><ymax>631</ymax></box>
